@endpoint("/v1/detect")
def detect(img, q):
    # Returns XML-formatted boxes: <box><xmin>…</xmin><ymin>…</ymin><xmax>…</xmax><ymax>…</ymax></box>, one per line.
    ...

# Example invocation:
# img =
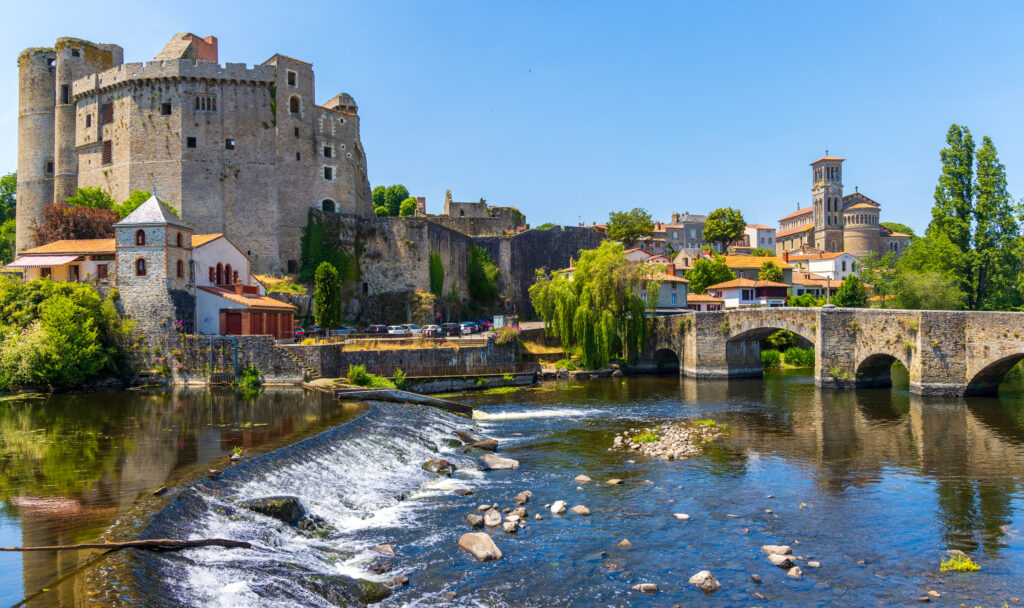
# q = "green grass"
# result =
<box><xmin>633</xmin><ymin>432</ymin><xmax>660</xmax><ymax>444</ymax></box>
<box><xmin>692</xmin><ymin>419</ymin><xmax>728</xmax><ymax>430</ymax></box>
<box><xmin>940</xmin><ymin>554</ymin><xmax>979</xmax><ymax>572</ymax></box>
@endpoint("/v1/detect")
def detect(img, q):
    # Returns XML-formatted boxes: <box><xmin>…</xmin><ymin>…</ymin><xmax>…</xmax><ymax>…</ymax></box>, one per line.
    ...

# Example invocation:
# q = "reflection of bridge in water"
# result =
<box><xmin>674</xmin><ymin>377</ymin><xmax>1024</xmax><ymax>554</ymax></box>
<box><xmin>648</xmin><ymin>308</ymin><xmax>1024</xmax><ymax>395</ymax></box>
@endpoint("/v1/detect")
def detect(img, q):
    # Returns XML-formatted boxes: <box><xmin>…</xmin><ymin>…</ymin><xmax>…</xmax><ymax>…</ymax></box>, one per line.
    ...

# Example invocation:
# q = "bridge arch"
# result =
<box><xmin>855</xmin><ymin>353</ymin><xmax>909</xmax><ymax>389</ymax></box>
<box><xmin>653</xmin><ymin>348</ymin><xmax>680</xmax><ymax>373</ymax></box>
<box><xmin>965</xmin><ymin>354</ymin><xmax>1024</xmax><ymax>396</ymax></box>
<box><xmin>724</xmin><ymin>325</ymin><xmax>816</xmax><ymax>378</ymax></box>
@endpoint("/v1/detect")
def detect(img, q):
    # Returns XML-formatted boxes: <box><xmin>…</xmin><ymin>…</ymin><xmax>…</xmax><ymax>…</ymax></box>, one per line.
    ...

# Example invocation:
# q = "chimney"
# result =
<box><xmin>782</xmin><ymin>250</ymin><xmax>789</xmax><ymax>263</ymax></box>
<box><xmin>667</xmin><ymin>264</ymin><xmax>675</xmax><ymax>277</ymax></box>
<box><xmin>234</xmin><ymin>284</ymin><xmax>245</xmax><ymax>296</ymax></box>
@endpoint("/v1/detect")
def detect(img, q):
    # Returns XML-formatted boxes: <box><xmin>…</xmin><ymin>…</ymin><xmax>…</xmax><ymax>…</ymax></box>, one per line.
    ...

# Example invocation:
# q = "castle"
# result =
<box><xmin>775</xmin><ymin>155</ymin><xmax>911</xmax><ymax>257</ymax></box>
<box><xmin>16</xmin><ymin>33</ymin><xmax>372</xmax><ymax>273</ymax></box>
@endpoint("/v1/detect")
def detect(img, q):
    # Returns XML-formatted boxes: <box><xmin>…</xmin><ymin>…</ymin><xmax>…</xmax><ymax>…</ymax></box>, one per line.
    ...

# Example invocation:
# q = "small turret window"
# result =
<box><xmin>161</xmin><ymin>103</ymin><xmax>172</xmax><ymax>116</ymax></box>
<box><xmin>71</xmin><ymin>49</ymin><xmax>80</xmax><ymax>57</ymax></box>
<box><xmin>176</xmin><ymin>233</ymin><xmax>183</xmax><ymax>247</ymax></box>
<box><xmin>135</xmin><ymin>230</ymin><xmax>146</xmax><ymax>246</ymax></box>
<box><xmin>177</xmin><ymin>260</ymin><xmax>184</xmax><ymax>278</ymax></box>
<box><xmin>135</xmin><ymin>258</ymin><xmax>147</xmax><ymax>276</ymax></box>
<box><xmin>289</xmin><ymin>96</ymin><xmax>301</xmax><ymax>115</ymax></box>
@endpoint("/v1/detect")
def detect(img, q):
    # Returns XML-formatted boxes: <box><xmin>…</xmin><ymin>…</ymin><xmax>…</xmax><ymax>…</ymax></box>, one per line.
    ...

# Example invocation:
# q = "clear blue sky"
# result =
<box><xmin>3</xmin><ymin>1</ymin><xmax>1024</xmax><ymax>234</ymax></box>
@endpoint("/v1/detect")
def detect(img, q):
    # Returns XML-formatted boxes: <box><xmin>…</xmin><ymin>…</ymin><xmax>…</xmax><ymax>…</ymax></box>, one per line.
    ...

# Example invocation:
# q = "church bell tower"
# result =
<box><xmin>810</xmin><ymin>153</ymin><xmax>845</xmax><ymax>252</ymax></box>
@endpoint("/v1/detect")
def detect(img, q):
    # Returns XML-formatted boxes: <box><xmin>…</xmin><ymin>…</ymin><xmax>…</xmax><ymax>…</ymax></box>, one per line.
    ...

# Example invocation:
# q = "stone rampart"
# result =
<box><xmin>280</xmin><ymin>340</ymin><xmax>515</xmax><ymax>379</ymax></box>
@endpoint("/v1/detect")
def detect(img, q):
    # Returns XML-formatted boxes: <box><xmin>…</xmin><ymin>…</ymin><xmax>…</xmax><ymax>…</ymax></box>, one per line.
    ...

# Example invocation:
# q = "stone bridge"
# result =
<box><xmin>646</xmin><ymin>308</ymin><xmax>1024</xmax><ymax>396</ymax></box>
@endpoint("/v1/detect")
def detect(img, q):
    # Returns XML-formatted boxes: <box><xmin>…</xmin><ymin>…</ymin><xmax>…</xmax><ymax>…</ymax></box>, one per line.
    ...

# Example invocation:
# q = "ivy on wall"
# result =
<box><xmin>299</xmin><ymin>209</ymin><xmax>359</xmax><ymax>283</ymax></box>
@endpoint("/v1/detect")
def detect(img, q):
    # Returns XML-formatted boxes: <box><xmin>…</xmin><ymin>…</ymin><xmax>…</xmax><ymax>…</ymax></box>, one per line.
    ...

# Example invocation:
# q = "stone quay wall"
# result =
<box><xmin>280</xmin><ymin>340</ymin><xmax>515</xmax><ymax>379</ymax></box>
<box><xmin>174</xmin><ymin>334</ymin><xmax>307</xmax><ymax>385</ymax></box>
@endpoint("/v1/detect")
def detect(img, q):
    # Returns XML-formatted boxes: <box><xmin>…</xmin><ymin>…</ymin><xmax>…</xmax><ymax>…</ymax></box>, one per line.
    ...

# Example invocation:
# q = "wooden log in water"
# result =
<box><xmin>0</xmin><ymin>538</ymin><xmax>252</xmax><ymax>552</ymax></box>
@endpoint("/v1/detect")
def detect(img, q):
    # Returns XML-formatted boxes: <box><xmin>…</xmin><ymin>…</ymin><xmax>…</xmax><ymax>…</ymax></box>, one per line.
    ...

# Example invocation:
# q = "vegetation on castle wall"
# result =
<box><xmin>429</xmin><ymin>251</ymin><xmax>445</xmax><ymax>298</ymax></box>
<box><xmin>467</xmin><ymin>244</ymin><xmax>500</xmax><ymax>307</ymax></box>
<box><xmin>299</xmin><ymin>209</ymin><xmax>357</xmax><ymax>282</ymax></box>
<box><xmin>0</xmin><ymin>277</ymin><xmax>134</xmax><ymax>391</ymax></box>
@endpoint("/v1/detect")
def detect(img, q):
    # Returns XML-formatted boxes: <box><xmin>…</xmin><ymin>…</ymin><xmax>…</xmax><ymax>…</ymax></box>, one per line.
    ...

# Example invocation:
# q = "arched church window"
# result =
<box><xmin>135</xmin><ymin>258</ymin><xmax>146</xmax><ymax>276</ymax></box>
<box><xmin>216</xmin><ymin>263</ymin><xmax>223</xmax><ymax>285</ymax></box>
<box><xmin>225</xmin><ymin>264</ymin><xmax>233</xmax><ymax>284</ymax></box>
<box><xmin>135</xmin><ymin>229</ymin><xmax>146</xmax><ymax>246</ymax></box>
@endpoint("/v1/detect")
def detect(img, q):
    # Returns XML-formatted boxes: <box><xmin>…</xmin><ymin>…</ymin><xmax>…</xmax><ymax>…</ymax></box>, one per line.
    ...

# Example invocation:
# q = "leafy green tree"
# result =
<box><xmin>529</xmin><ymin>241</ymin><xmax>652</xmax><ymax>368</ymax></box>
<box><xmin>833</xmin><ymin>275</ymin><xmax>868</xmax><ymax>308</ymax></box>
<box><xmin>749</xmin><ymin>247</ymin><xmax>773</xmax><ymax>256</ymax></box>
<box><xmin>758</xmin><ymin>261</ymin><xmax>783</xmax><ymax>282</ymax></box>
<box><xmin>374</xmin><ymin>206</ymin><xmax>389</xmax><ymax>217</ymax></box>
<box><xmin>313</xmin><ymin>262</ymin><xmax>342</xmax><ymax>328</ymax></box>
<box><xmin>880</xmin><ymin>222</ymin><xmax>916</xmax><ymax>237</ymax></box>
<box><xmin>606</xmin><ymin>208</ymin><xmax>654</xmax><ymax>247</ymax></box>
<box><xmin>112</xmin><ymin>190</ymin><xmax>155</xmax><ymax>219</ymax></box>
<box><xmin>857</xmin><ymin>252</ymin><xmax>899</xmax><ymax>302</ymax></box>
<box><xmin>765</xmin><ymin>329</ymin><xmax>800</xmax><ymax>350</ymax></box>
<box><xmin>703</xmin><ymin>207</ymin><xmax>746</xmax><ymax>253</ymax></box>
<box><xmin>535</xmin><ymin>222</ymin><xmax>557</xmax><ymax>230</ymax></box>
<box><xmin>429</xmin><ymin>251</ymin><xmax>444</xmax><ymax>298</ymax></box>
<box><xmin>65</xmin><ymin>186</ymin><xmax>115</xmax><ymax>210</ymax></box>
<box><xmin>894</xmin><ymin>270</ymin><xmax>965</xmax><ymax>310</ymax></box>
<box><xmin>972</xmin><ymin>136</ymin><xmax>1021</xmax><ymax>310</ymax></box>
<box><xmin>0</xmin><ymin>172</ymin><xmax>15</xmax><ymax>223</ymax></box>
<box><xmin>0</xmin><ymin>219</ymin><xmax>14</xmax><ymax>266</ymax></box>
<box><xmin>467</xmin><ymin>244</ymin><xmax>500</xmax><ymax>305</ymax></box>
<box><xmin>370</xmin><ymin>184</ymin><xmax>411</xmax><ymax>217</ymax></box>
<box><xmin>684</xmin><ymin>256</ymin><xmax>735</xmax><ymax>294</ymax></box>
<box><xmin>399</xmin><ymin>197</ymin><xmax>418</xmax><ymax>216</ymax></box>
<box><xmin>788</xmin><ymin>293</ymin><xmax>824</xmax><ymax>307</ymax></box>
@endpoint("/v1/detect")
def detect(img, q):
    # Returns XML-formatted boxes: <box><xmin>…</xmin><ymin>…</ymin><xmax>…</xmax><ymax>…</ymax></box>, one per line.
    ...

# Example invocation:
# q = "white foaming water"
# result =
<box><xmin>472</xmin><ymin>407</ymin><xmax>597</xmax><ymax>421</ymax></box>
<box><xmin>163</xmin><ymin>402</ymin><xmax>483</xmax><ymax>607</ymax></box>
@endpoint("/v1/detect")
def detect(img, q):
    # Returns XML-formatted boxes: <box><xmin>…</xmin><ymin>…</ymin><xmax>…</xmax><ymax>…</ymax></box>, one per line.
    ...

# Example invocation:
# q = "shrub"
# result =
<box><xmin>761</xmin><ymin>349</ymin><xmax>781</xmax><ymax>368</ymax></box>
<box><xmin>554</xmin><ymin>358</ymin><xmax>578</xmax><ymax>371</ymax></box>
<box><xmin>392</xmin><ymin>368</ymin><xmax>406</xmax><ymax>389</ymax></box>
<box><xmin>347</xmin><ymin>364</ymin><xmax>395</xmax><ymax>388</ymax></box>
<box><xmin>782</xmin><ymin>347</ymin><xmax>814</xmax><ymax>367</ymax></box>
<box><xmin>301</xmin><ymin>338</ymin><xmax>316</xmax><ymax>345</ymax></box>
<box><xmin>237</xmin><ymin>364</ymin><xmax>262</xmax><ymax>390</ymax></box>
<box><xmin>494</xmin><ymin>324</ymin><xmax>520</xmax><ymax>345</ymax></box>
<box><xmin>940</xmin><ymin>554</ymin><xmax>979</xmax><ymax>572</ymax></box>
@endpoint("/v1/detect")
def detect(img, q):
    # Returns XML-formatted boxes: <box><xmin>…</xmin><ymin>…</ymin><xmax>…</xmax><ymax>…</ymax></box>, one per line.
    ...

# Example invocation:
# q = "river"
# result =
<box><xmin>2</xmin><ymin>370</ymin><xmax>1024</xmax><ymax>606</ymax></box>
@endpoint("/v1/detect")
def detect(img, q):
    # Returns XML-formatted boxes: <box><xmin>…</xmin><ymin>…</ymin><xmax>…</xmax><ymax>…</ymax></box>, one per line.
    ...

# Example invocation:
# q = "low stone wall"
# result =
<box><xmin>173</xmin><ymin>335</ymin><xmax>307</xmax><ymax>385</ymax></box>
<box><xmin>280</xmin><ymin>340</ymin><xmax>515</xmax><ymax>379</ymax></box>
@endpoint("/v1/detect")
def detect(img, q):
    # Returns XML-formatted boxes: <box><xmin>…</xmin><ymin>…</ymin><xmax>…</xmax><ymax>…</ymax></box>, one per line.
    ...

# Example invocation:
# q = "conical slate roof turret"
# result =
<box><xmin>114</xmin><ymin>195</ymin><xmax>188</xmax><ymax>228</ymax></box>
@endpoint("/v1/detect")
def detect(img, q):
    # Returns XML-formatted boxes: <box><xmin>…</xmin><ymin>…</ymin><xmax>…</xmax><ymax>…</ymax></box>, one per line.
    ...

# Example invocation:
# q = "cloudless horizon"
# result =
<box><xmin>4</xmin><ymin>1</ymin><xmax>1024</xmax><ymax>235</ymax></box>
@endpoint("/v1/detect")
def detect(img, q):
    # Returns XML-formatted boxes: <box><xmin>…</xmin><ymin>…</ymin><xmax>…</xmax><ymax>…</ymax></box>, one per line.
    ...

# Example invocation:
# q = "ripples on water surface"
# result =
<box><xmin>132</xmin><ymin>372</ymin><xmax>1024</xmax><ymax>607</ymax></box>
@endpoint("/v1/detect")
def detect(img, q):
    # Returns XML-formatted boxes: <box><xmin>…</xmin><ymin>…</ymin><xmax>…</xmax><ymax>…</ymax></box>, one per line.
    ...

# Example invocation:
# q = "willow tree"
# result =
<box><xmin>529</xmin><ymin>241</ymin><xmax>657</xmax><ymax>369</ymax></box>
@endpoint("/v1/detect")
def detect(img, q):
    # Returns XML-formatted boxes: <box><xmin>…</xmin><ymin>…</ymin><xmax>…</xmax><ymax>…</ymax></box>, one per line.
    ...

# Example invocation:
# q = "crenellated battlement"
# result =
<box><xmin>72</xmin><ymin>59</ymin><xmax>276</xmax><ymax>98</ymax></box>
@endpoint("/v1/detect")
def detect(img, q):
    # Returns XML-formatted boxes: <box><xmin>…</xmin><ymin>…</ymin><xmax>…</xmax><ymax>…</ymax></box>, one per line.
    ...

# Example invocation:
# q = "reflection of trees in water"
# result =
<box><xmin>936</xmin><ymin>478</ymin><xmax>1015</xmax><ymax>555</ymax></box>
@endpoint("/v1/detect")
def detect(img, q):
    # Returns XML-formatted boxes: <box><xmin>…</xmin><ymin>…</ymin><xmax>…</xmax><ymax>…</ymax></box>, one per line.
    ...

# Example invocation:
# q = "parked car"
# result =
<box><xmin>402</xmin><ymin>324</ymin><xmax>422</xmax><ymax>334</ymax></box>
<box><xmin>328</xmin><ymin>325</ymin><xmax>357</xmax><ymax>336</ymax></box>
<box><xmin>293</xmin><ymin>326</ymin><xmax>305</xmax><ymax>340</ymax></box>
<box><xmin>422</xmin><ymin>325</ymin><xmax>443</xmax><ymax>337</ymax></box>
<box><xmin>441</xmin><ymin>323</ymin><xmax>462</xmax><ymax>337</ymax></box>
<box><xmin>365</xmin><ymin>324</ymin><xmax>389</xmax><ymax>335</ymax></box>
<box><xmin>387</xmin><ymin>325</ymin><xmax>408</xmax><ymax>334</ymax></box>
<box><xmin>307</xmin><ymin>325</ymin><xmax>324</xmax><ymax>337</ymax></box>
<box><xmin>459</xmin><ymin>322</ymin><xmax>474</xmax><ymax>335</ymax></box>
<box><xmin>476</xmin><ymin>319</ymin><xmax>493</xmax><ymax>331</ymax></box>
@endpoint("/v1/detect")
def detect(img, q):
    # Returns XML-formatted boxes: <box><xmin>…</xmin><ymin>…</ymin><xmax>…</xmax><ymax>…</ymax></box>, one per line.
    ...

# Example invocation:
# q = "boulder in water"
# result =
<box><xmin>483</xmin><ymin>508</ymin><xmax>502</xmax><ymax>527</ymax></box>
<box><xmin>454</xmin><ymin>430</ymin><xmax>480</xmax><ymax>444</ymax></box>
<box><xmin>761</xmin><ymin>544</ymin><xmax>792</xmax><ymax>556</ymax></box>
<box><xmin>502</xmin><ymin>521</ymin><xmax>519</xmax><ymax>534</ymax></box>
<box><xmin>631</xmin><ymin>583</ymin><xmax>658</xmax><ymax>593</ymax></box>
<box><xmin>301</xmin><ymin>574</ymin><xmax>393</xmax><ymax>606</ymax></box>
<box><xmin>422</xmin><ymin>459</ymin><xmax>457</xmax><ymax>476</ymax></box>
<box><xmin>574</xmin><ymin>474</ymin><xmax>592</xmax><ymax>483</ymax></box>
<box><xmin>570</xmin><ymin>505</ymin><xmax>591</xmax><ymax>516</ymax></box>
<box><xmin>458</xmin><ymin>532</ymin><xmax>503</xmax><ymax>561</ymax></box>
<box><xmin>688</xmin><ymin>570</ymin><xmax>721</xmax><ymax>593</ymax></box>
<box><xmin>296</xmin><ymin>514</ymin><xmax>334</xmax><ymax>538</ymax></box>
<box><xmin>550</xmin><ymin>500</ymin><xmax>567</xmax><ymax>514</ymax></box>
<box><xmin>479</xmin><ymin>454</ymin><xmax>519</xmax><ymax>470</ymax></box>
<box><xmin>239</xmin><ymin>496</ymin><xmax>306</xmax><ymax>525</ymax></box>
<box><xmin>768</xmin><ymin>553</ymin><xmax>795</xmax><ymax>568</ymax></box>
<box><xmin>469</xmin><ymin>439</ymin><xmax>498</xmax><ymax>452</ymax></box>
<box><xmin>372</xmin><ymin>544</ymin><xmax>396</xmax><ymax>557</ymax></box>
<box><xmin>367</xmin><ymin>557</ymin><xmax>394</xmax><ymax>574</ymax></box>
<box><xmin>466</xmin><ymin>514</ymin><xmax>484</xmax><ymax>528</ymax></box>
<box><xmin>514</xmin><ymin>490</ymin><xmax>532</xmax><ymax>504</ymax></box>
<box><xmin>617</xmin><ymin>538</ymin><xmax>632</xmax><ymax>548</ymax></box>
<box><xmin>787</xmin><ymin>566</ymin><xmax>803</xmax><ymax>579</ymax></box>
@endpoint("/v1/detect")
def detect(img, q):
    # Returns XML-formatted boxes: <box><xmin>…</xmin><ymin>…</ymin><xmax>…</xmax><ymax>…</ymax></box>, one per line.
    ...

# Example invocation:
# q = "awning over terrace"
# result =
<box><xmin>5</xmin><ymin>255</ymin><xmax>82</xmax><ymax>268</ymax></box>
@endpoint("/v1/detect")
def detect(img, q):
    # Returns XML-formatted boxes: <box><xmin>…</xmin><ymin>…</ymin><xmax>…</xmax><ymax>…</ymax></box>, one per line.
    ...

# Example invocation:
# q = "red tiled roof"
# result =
<box><xmin>706</xmin><ymin>278</ymin><xmax>791</xmax><ymax>290</ymax></box>
<box><xmin>22</xmin><ymin>238</ymin><xmax>115</xmax><ymax>255</ymax></box>
<box><xmin>810</xmin><ymin>155</ymin><xmax>845</xmax><ymax>164</ymax></box>
<box><xmin>787</xmin><ymin>251</ymin><xmax>849</xmax><ymax>261</ymax></box>
<box><xmin>197</xmin><ymin>286</ymin><xmax>297</xmax><ymax>311</ymax></box>
<box><xmin>686</xmin><ymin>293</ymin><xmax>723</xmax><ymax>303</ymax></box>
<box><xmin>776</xmin><ymin>224</ymin><xmax>814</xmax><ymax>238</ymax></box>
<box><xmin>746</xmin><ymin>224</ymin><xmax>773</xmax><ymax>230</ymax></box>
<box><xmin>191</xmin><ymin>233</ymin><xmax>224</xmax><ymax>247</ymax></box>
<box><xmin>778</xmin><ymin>207</ymin><xmax>813</xmax><ymax>222</ymax></box>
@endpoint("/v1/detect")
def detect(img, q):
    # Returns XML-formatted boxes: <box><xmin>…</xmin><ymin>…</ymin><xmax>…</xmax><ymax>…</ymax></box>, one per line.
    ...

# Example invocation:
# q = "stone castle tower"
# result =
<box><xmin>811</xmin><ymin>154</ymin><xmax>844</xmax><ymax>253</ymax></box>
<box><xmin>16</xmin><ymin>33</ymin><xmax>373</xmax><ymax>273</ymax></box>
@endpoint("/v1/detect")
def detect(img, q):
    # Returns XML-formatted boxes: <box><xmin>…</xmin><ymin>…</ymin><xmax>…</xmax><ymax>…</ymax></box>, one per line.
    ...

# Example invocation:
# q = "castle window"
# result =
<box><xmin>209</xmin><ymin>267</ymin><xmax>215</xmax><ymax>282</ymax></box>
<box><xmin>233</xmin><ymin>270</ymin><xmax>239</xmax><ymax>284</ymax></box>
<box><xmin>225</xmin><ymin>138</ymin><xmax>235</xmax><ymax>150</ymax></box>
<box><xmin>135</xmin><ymin>258</ymin><xmax>147</xmax><ymax>276</ymax></box>
<box><xmin>101</xmin><ymin>140</ymin><xmax>112</xmax><ymax>165</ymax></box>
<box><xmin>287</xmin><ymin>260</ymin><xmax>297</xmax><ymax>274</ymax></box>
<box><xmin>225</xmin><ymin>264</ymin><xmax>233</xmax><ymax>284</ymax></box>
<box><xmin>289</xmin><ymin>96</ymin><xmax>300</xmax><ymax>115</ymax></box>
<box><xmin>324</xmin><ymin>167</ymin><xmax>333</xmax><ymax>180</ymax></box>
<box><xmin>322</xmin><ymin>199</ymin><xmax>337</xmax><ymax>213</ymax></box>
<box><xmin>176</xmin><ymin>232</ymin><xmax>183</xmax><ymax>248</ymax></box>
<box><xmin>296</xmin><ymin>152</ymin><xmax>301</xmax><ymax>161</ymax></box>
<box><xmin>287</xmin><ymin>70</ymin><xmax>297</xmax><ymax>87</ymax></box>
<box><xmin>161</xmin><ymin>102</ymin><xmax>172</xmax><ymax>116</ymax></box>
<box><xmin>294</xmin><ymin>127</ymin><xmax>300</xmax><ymax>138</ymax></box>
<box><xmin>195</xmin><ymin>94</ymin><xmax>216</xmax><ymax>112</ymax></box>
<box><xmin>135</xmin><ymin>229</ymin><xmax>146</xmax><ymax>246</ymax></box>
<box><xmin>85</xmin><ymin>113</ymin><xmax>92</xmax><ymax>127</ymax></box>
<box><xmin>187</xmin><ymin>136</ymin><xmax>197</xmax><ymax>148</ymax></box>
<box><xmin>60</xmin><ymin>85</ymin><xmax>69</xmax><ymax>105</ymax></box>
<box><xmin>101</xmin><ymin>103</ymin><xmax>113</xmax><ymax>125</ymax></box>
<box><xmin>71</xmin><ymin>49</ymin><xmax>80</xmax><ymax>57</ymax></box>
<box><xmin>45</xmin><ymin>161</ymin><xmax>53</xmax><ymax>175</ymax></box>
<box><xmin>177</xmin><ymin>260</ymin><xmax>184</xmax><ymax>278</ymax></box>
<box><xmin>323</xmin><ymin>146</ymin><xmax>332</xmax><ymax>158</ymax></box>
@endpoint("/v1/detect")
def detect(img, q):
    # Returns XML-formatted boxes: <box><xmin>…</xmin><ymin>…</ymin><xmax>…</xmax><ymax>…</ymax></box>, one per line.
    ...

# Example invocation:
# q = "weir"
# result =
<box><xmin>647</xmin><ymin>308</ymin><xmax>1024</xmax><ymax>396</ymax></box>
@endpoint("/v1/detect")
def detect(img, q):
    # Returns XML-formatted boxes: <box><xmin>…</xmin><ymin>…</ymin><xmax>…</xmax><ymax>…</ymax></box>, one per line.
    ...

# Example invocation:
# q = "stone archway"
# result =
<box><xmin>965</xmin><ymin>354</ymin><xmax>1024</xmax><ymax>396</ymax></box>
<box><xmin>653</xmin><ymin>348</ymin><xmax>680</xmax><ymax>374</ymax></box>
<box><xmin>725</xmin><ymin>326</ymin><xmax>816</xmax><ymax>378</ymax></box>
<box><xmin>855</xmin><ymin>353</ymin><xmax>908</xmax><ymax>389</ymax></box>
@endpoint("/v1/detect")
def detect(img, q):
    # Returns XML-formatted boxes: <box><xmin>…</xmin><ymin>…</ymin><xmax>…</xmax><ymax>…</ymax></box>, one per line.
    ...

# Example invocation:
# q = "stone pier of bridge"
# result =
<box><xmin>646</xmin><ymin>308</ymin><xmax>1024</xmax><ymax>396</ymax></box>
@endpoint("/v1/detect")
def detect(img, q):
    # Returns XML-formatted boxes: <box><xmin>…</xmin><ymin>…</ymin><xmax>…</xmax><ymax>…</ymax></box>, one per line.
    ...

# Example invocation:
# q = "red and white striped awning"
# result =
<box><xmin>5</xmin><ymin>255</ymin><xmax>81</xmax><ymax>268</ymax></box>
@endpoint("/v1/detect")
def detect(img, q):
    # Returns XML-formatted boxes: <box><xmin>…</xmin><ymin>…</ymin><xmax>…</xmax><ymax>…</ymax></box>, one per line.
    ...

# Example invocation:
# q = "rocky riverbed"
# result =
<box><xmin>611</xmin><ymin>419</ymin><xmax>726</xmax><ymax>460</ymax></box>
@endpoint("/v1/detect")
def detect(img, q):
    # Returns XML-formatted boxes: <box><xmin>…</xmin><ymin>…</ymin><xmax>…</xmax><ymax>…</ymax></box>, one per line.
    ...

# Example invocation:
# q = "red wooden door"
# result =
<box><xmin>225</xmin><ymin>312</ymin><xmax>242</xmax><ymax>335</ymax></box>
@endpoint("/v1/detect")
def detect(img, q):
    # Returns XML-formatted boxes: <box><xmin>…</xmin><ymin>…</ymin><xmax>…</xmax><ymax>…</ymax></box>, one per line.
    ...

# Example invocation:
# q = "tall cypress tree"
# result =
<box><xmin>929</xmin><ymin>125</ymin><xmax>976</xmax><ymax>307</ymax></box>
<box><xmin>973</xmin><ymin>136</ymin><xmax>1021</xmax><ymax>310</ymax></box>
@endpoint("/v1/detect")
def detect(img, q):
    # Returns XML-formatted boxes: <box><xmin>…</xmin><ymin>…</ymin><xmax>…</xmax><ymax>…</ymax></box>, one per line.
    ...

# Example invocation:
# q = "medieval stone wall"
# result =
<box><xmin>280</xmin><ymin>340</ymin><xmax>514</xmax><ymax>378</ymax></box>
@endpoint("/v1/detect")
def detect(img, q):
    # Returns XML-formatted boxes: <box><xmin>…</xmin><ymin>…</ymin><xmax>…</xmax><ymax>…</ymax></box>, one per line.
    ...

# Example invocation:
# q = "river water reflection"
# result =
<box><xmin>0</xmin><ymin>388</ymin><xmax>364</xmax><ymax>607</ymax></box>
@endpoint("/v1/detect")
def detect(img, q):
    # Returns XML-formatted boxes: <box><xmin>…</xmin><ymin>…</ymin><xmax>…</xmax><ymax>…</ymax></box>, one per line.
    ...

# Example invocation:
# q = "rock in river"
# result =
<box><xmin>465</xmin><ymin>514</ymin><xmax>484</xmax><ymax>528</ymax></box>
<box><xmin>483</xmin><ymin>508</ymin><xmax>502</xmax><ymax>527</ymax></box>
<box><xmin>422</xmin><ymin>459</ymin><xmax>457</xmax><ymax>476</ymax></box>
<box><xmin>479</xmin><ymin>454</ymin><xmax>519</xmax><ymax>470</ymax></box>
<box><xmin>688</xmin><ymin>570</ymin><xmax>721</xmax><ymax>593</ymax></box>
<box><xmin>514</xmin><ymin>491</ymin><xmax>532</xmax><ymax>505</ymax></box>
<box><xmin>239</xmin><ymin>496</ymin><xmax>306</xmax><ymax>525</ymax></box>
<box><xmin>458</xmin><ymin>532</ymin><xmax>502</xmax><ymax>561</ymax></box>
<box><xmin>673</xmin><ymin>513</ymin><xmax>690</xmax><ymax>520</ymax></box>
<box><xmin>768</xmin><ymin>553</ymin><xmax>795</xmax><ymax>568</ymax></box>
<box><xmin>631</xmin><ymin>583</ymin><xmax>658</xmax><ymax>593</ymax></box>
<box><xmin>502</xmin><ymin>521</ymin><xmax>519</xmax><ymax>534</ymax></box>
<box><xmin>787</xmin><ymin>566</ymin><xmax>803</xmax><ymax>579</ymax></box>
<box><xmin>372</xmin><ymin>544</ymin><xmax>396</xmax><ymax>557</ymax></box>
<box><xmin>570</xmin><ymin>505</ymin><xmax>591</xmax><ymax>516</ymax></box>
<box><xmin>761</xmin><ymin>544</ymin><xmax>792</xmax><ymax>556</ymax></box>
<box><xmin>574</xmin><ymin>474</ymin><xmax>592</xmax><ymax>483</ymax></box>
<box><xmin>469</xmin><ymin>439</ymin><xmax>498</xmax><ymax>452</ymax></box>
<box><xmin>550</xmin><ymin>501</ymin><xmax>567</xmax><ymax>514</ymax></box>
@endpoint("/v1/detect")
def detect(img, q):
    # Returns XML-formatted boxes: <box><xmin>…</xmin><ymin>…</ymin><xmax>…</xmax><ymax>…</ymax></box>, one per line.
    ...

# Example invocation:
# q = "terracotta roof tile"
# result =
<box><xmin>22</xmin><ymin>238</ymin><xmax>115</xmax><ymax>255</ymax></box>
<box><xmin>706</xmin><ymin>278</ymin><xmax>791</xmax><ymax>290</ymax></box>
<box><xmin>686</xmin><ymin>293</ymin><xmax>724</xmax><ymax>303</ymax></box>
<box><xmin>191</xmin><ymin>233</ymin><xmax>224</xmax><ymax>247</ymax></box>
<box><xmin>197</xmin><ymin>286</ymin><xmax>297</xmax><ymax>310</ymax></box>
<box><xmin>776</xmin><ymin>224</ymin><xmax>815</xmax><ymax>238</ymax></box>
<box><xmin>718</xmin><ymin>254</ymin><xmax>793</xmax><ymax>269</ymax></box>
<box><xmin>810</xmin><ymin>155</ymin><xmax>845</xmax><ymax>164</ymax></box>
<box><xmin>778</xmin><ymin>207</ymin><xmax>813</xmax><ymax>222</ymax></box>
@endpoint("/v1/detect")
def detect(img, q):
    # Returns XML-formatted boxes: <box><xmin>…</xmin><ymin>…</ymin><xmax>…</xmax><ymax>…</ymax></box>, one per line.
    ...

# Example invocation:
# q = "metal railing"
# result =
<box><xmin>358</xmin><ymin>361</ymin><xmax>538</xmax><ymax>379</ymax></box>
<box><xmin>318</xmin><ymin>335</ymin><xmax>491</xmax><ymax>348</ymax></box>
